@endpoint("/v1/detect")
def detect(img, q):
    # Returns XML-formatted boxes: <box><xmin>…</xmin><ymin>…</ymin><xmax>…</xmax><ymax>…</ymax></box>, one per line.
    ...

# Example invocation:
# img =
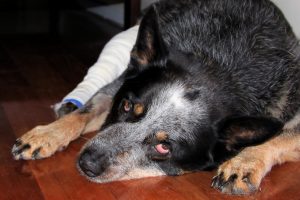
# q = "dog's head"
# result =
<box><xmin>77</xmin><ymin>6</ymin><xmax>283</xmax><ymax>183</ymax></box>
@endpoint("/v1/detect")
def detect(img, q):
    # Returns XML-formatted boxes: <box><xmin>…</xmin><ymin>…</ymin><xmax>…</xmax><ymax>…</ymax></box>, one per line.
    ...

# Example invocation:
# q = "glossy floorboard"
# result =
<box><xmin>1</xmin><ymin>36</ymin><xmax>300</xmax><ymax>200</ymax></box>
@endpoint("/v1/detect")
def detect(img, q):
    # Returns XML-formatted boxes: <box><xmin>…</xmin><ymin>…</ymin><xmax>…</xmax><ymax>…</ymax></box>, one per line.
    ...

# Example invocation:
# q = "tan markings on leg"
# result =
<box><xmin>155</xmin><ymin>131</ymin><xmax>168</xmax><ymax>141</ymax></box>
<box><xmin>82</xmin><ymin>111</ymin><xmax>109</xmax><ymax>133</ymax></box>
<box><xmin>212</xmin><ymin>129</ymin><xmax>300</xmax><ymax>195</ymax></box>
<box><xmin>12</xmin><ymin>95</ymin><xmax>112</xmax><ymax>160</ymax></box>
<box><xmin>266</xmin><ymin>130</ymin><xmax>300</xmax><ymax>164</ymax></box>
<box><xmin>12</xmin><ymin>112</ymin><xmax>90</xmax><ymax>160</ymax></box>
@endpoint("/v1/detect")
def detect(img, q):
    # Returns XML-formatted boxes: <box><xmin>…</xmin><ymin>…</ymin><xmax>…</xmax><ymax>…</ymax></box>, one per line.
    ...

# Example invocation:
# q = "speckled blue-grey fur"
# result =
<box><xmin>77</xmin><ymin>0</ymin><xmax>300</xmax><ymax>183</ymax></box>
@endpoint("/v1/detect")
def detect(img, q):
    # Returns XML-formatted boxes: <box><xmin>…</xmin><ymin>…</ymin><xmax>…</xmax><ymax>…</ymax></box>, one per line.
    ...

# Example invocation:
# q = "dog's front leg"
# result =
<box><xmin>212</xmin><ymin>129</ymin><xmax>300</xmax><ymax>195</ymax></box>
<box><xmin>11</xmin><ymin>94</ymin><xmax>111</xmax><ymax>160</ymax></box>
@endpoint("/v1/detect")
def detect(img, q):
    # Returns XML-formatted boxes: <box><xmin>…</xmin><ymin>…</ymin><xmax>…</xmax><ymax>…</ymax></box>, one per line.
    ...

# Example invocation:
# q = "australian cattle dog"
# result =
<box><xmin>12</xmin><ymin>0</ymin><xmax>300</xmax><ymax>195</ymax></box>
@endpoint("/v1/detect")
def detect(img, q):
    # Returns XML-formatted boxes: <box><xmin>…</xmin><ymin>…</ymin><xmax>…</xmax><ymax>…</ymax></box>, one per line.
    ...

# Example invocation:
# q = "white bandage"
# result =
<box><xmin>62</xmin><ymin>25</ymin><xmax>139</xmax><ymax>108</ymax></box>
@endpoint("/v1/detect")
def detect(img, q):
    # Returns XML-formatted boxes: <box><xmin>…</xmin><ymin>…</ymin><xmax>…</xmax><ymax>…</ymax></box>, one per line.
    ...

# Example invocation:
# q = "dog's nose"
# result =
<box><xmin>78</xmin><ymin>148</ymin><xmax>108</xmax><ymax>177</ymax></box>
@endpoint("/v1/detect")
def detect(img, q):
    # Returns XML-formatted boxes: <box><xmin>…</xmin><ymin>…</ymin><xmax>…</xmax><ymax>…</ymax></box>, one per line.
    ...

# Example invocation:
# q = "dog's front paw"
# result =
<box><xmin>12</xmin><ymin>125</ymin><xmax>69</xmax><ymax>160</ymax></box>
<box><xmin>211</xmin><ymin>152</ymin><xmax>267</xmax><ymax>195</ymax></box>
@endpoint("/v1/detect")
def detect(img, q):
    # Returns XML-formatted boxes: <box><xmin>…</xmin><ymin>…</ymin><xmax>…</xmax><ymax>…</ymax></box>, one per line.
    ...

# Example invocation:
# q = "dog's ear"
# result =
<box><xmin>130</xmin><ymin>5</ymin><xmax>168</xmax><ymax>71</ymax></box>
<box><xmin>214</xmin><ymin>116</ymin><xmax>283</xmax><ymax>152</ymax></box>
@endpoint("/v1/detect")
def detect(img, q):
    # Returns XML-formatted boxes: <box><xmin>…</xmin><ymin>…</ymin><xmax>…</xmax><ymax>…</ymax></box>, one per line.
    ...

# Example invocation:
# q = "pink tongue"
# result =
<box><xmin>155</xmin><ymin>144</ymin><xmax>169</xmax><ymax>154</ymax></box>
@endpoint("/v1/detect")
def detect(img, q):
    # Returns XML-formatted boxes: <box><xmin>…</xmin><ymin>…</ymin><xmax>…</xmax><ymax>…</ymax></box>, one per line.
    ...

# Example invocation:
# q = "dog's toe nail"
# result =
<box><xmin>12</xmin><ymin>146</ymin><xmax>20</xmax><ymax>156</ymax></box>
<box><xmin>19</xmin><ymin>154</ymin><xmax>24</xmax><ymax>160</ymax></box>
<box><xmin>211</xmin><ymin>176</ymin><xmax>219</xmax><ymax>188</ymax></box>
<box><xmin>12</xmin><ymin>144</ymin><xmax>31</xmax><ymax>158</ymax></box>
<box><xmin>245</xmin><ymin>181</ymin><xmax>257</xmax><ymax>193</ymax></box>
<box><xmin>211</xmin><ymin>176</ymin><xmax>218</xmax><ymax>187</ymax></box>
<box><xmin>218</xmin><ymin>178</ymin><xmax>227</xmax><ymax>190</ymax></box>
<box><xmin>217</xmin><ymin>173</ymin><xmax>225</xmax><ymax>188</ymax></box>
<box><xmin>228</xmin><ymin>174</ymin><xmax>238</xmax><ymax>183</ymax></box>
<box><xmin>212</xmin><ymin>173</ymin><xmax>240</xmax><ymax>193</ymax></box>
<box><xmin>242</xmin><ymin>172</ymin><xmax>251</xmax><ymax>183</ymax></box>
<box><xmin>15</xmin><ymin>139</ymin><xmax>22</xmax><ymax>147</ymax></box>
<box><xmin>32</xmin><ymin>147</ymin><xmax>41</xmax><ymax>159</ymax></box>
<box><xmin>212</xmin><ymin>172</ymin><xmax>225</xmax><ymax>190</ymax></box>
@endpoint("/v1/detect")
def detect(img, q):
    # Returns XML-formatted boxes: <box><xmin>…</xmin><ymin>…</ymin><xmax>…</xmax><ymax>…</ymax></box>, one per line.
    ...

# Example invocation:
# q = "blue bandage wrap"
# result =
<box><xmin>63</xmin><ymin>99</ymin><xmax>84</xmax><ymax>108</ymax></box>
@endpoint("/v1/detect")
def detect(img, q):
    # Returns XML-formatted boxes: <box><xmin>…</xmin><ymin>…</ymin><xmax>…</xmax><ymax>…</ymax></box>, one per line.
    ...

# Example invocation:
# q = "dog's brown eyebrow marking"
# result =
<box><xmin>155</xmin><ymin>131</ymin><xmax>168</xmax><ymax>141</ymax></box>
<box><xmin>134</xmin><ymin>103</ymin><xmax>144</xmax><ymax>116</ymax></box>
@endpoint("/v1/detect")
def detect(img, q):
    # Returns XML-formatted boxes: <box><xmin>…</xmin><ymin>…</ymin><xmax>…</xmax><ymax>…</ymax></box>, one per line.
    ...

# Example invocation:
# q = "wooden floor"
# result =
<box><xmin>1</xmin><ymin>34</ymin><xmax>300</xmax><ymax>200</ymax></box>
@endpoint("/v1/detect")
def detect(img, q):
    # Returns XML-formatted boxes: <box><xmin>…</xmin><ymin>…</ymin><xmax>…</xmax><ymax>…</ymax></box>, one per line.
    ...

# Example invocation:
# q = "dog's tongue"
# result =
<box><xmin>155</xmin><ymin>144</ymin><xmax>169</xmax><ymax>154</ymax></box>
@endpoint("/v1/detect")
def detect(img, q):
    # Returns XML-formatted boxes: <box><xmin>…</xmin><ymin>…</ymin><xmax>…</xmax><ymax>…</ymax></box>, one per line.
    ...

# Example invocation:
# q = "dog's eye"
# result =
<box><xmin>122</xmin><ymin>99</ymin><xmax>132</xmax><ymax>112</ymax></box>
<box><xmin>155</xmin><ymin>143</ymin><xmax>170</xmax><ymax>154</ymax></box>
<box><xmin>148</xmin><ymin>142</ymin><xmax>171</xmax><ymax>161</ymax></box>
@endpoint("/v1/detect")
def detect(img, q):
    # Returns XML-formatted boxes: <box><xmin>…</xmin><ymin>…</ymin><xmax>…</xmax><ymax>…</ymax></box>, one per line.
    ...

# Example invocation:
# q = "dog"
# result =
<box><xmin>12</xmin><ymin>0</ymin><xmax>300</xmax><ymax>195</ymax></box>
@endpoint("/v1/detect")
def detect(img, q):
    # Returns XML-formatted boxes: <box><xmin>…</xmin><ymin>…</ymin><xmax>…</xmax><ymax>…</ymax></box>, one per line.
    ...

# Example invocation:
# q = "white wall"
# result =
<box><xmin>87</xmin><ymin>0</ymin><xmax>158</xmax><ymax>26</ymax></box>
<box><xmin>88</xmin><ymin>4</ymin><xmax>124</xmax><ymax>25</ymax></box>
<box><xmin>272</xmin><ymin>0</ymin><xmax>300</xmax><ymax>38</ymax></box>
<box><xmin>141</xmin><ymin>0</ymin><xmax>157</xmax><ymax>9</ymax></box>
